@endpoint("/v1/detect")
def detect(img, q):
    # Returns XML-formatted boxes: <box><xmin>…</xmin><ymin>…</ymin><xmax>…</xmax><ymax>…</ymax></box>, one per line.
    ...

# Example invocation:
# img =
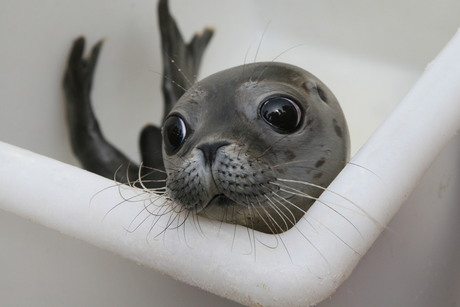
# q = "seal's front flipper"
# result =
<box><xmin>158</xmin><ymin>0</ymin><xmax>214</xmax><ymax>121</ymax></box>
<box><xmin>135</xmin><ymin>0</ymin><xmax>213</xmax><ymax>189</ymax></box>
<box><xmin>139</xmin><ymin>124</ymin><xmax>166</xmax><ymax>189</ymax></box>
<box><xmin>63</xmin><ymin>37</ymin><xmax>139</xmax><ymax>184</ymax></box>
<box><xmin>64</xmin><ymin>37</ymin><xmax>102</xmax><ymax>100</ymax></box>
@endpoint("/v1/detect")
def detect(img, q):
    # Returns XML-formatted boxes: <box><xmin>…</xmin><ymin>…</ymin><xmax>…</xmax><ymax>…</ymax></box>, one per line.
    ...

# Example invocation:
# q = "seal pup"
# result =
<box><xmin>163</xmin><ymin>63</ymin><xmax>349</xmax><ymax>234</ymax></box>
<box><xmin>63</xmin><ymin>0</ymin><xmax>349</xmax><ymax>234</ymax></box>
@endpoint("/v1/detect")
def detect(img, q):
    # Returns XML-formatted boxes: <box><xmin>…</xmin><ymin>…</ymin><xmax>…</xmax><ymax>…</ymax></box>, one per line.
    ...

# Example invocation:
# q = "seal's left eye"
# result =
<box><xmin>260</xmin><ymin>96</ymin><xmax>302</xmax><ymax>133</ymax></box>
<box><xmin>163</xmin><ymin>115</ymin><xmax>187</xmax><ymax>155</ymax></box>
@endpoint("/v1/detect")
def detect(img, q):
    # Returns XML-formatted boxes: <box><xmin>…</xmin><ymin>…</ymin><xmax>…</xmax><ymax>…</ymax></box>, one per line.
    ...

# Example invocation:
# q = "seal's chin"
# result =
<box><xmin>203</xmin><ymin>191</ymin><xmax>297</xmax><ymax>211</ymax></box>
<box><xmin>196</xmin><ymin>189</ymin><xmax>315</xmax><ymax>234</ymax></box>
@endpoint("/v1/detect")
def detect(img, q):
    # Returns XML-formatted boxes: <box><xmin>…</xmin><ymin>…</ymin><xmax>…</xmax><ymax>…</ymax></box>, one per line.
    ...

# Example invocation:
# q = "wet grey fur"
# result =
<box><xmin>163</xmin><ymin>63</ymin><xmax>350</xmax><ymax>233</ymax></box>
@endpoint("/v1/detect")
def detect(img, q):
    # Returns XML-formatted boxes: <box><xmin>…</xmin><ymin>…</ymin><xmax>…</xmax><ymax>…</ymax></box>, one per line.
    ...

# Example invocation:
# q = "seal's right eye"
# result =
<box><xmin>163</xmin><ymin>115</ymin><xmax>187</xmax><ymax>155</ymax></box>
<box><xmin>259</xmin><ymin>96</ymin><xmax>302</xmax><ymax>133</ymax></box>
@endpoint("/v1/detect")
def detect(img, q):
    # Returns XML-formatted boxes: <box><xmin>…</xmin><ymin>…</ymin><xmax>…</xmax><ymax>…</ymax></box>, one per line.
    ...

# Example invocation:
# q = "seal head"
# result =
<box><xmin>162</xmin><ymin>62</ymin><xmax>349</xmax><ymax>234</ymax></box>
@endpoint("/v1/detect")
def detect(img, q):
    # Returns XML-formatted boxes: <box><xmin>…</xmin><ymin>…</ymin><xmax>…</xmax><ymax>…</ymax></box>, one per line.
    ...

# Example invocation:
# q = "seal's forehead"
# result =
<box><xmin>175</xmin><ymin>63</ymin><xmax>319</xmax><ymax>111</ymax></box>
<box><xmin>171</xmin><ymin>87</ymin><xmax>208</xmax><ymax>121</ymax></box>
<box><xmin>172</xmin><ymin>62</ymin><xmax>316</xmax><ymax>118</ymax></box>
<box><xmin>196</xmin><ymin>62</ymin><xmax>317</xmax><ymax>90</ymax></box>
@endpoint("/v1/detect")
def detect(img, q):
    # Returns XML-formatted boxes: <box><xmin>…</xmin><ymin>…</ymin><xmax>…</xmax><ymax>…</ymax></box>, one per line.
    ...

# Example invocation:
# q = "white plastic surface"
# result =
<box><xmin>1</xmin><ymin>1</ymin><xmax>460</xmax><ymax>306</ymax></box>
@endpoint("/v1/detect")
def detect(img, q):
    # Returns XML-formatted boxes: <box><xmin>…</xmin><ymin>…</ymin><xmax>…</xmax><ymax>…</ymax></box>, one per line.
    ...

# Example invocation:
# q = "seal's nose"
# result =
<box><xmin>198</xmin><ymin>141</ymin><xmax>230</xmax><ymax>167</ymax></box>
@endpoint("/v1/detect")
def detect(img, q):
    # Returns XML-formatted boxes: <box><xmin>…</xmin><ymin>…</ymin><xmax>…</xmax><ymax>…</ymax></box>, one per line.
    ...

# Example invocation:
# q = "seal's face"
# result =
<box><xmin>162</xmin><ymin>62</ymin><xmax>349</xmax><ymax>234</ymax></box>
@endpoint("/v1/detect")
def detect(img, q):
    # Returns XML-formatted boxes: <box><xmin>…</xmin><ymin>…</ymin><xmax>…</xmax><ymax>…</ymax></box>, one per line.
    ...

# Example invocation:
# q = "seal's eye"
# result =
<box><xmin>260</xmin><ymin>97</ymin><xmax>302</xmax><ymax>133</ymax></box>
<box><xmin>163</xmin><ymin>115</ymin><xmax>187</xmax><ymax>155</ymax></box>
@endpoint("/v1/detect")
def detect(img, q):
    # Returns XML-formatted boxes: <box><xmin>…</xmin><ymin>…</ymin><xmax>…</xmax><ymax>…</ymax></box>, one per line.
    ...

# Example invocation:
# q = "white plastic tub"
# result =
<box><xmin>1</xmin><ymin>1</ymin><xmax>459</xmax><ymax>306</ymax></box>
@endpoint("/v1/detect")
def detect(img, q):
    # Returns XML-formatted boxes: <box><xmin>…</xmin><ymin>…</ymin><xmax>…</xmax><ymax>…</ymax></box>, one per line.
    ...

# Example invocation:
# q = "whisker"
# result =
<box><xmin>263</xmin><ymin>196</ymin><xmax>293</xmax><ymax>231</ymax></box>
<box><xmin>139</xmin><ymin>163</ymin><xmax>168</xmax><ymax>174</ymax></box>
<box><xmin>125</xmin><ymin>204</ymin><xmax>157</xmax><ymax>234</ymax></box>
<box><xmin>89</xmin><ymin>180</ymin><xmax>123</xmax><ymax>208</ymax></box>
<box><xmin>251</xmin><ymin>201</ymin><xmax>279</xmax><ymax>235</ymax></box>
<box><xmin>270</xmin><ymin>192</ymin><xmax>331</xmax><ymax>269</ymax></box>
<box><xmin>277</xmin><ymin>178</ymin><xmax>382</xmax><ymax>228</ymax></box>
<box><xmin>244</xmin><ymin>205</ymin><xmax>257</xmax><ymax>259</ymax></box>
<box><xmin>230</xmin><ymin>205</ymin><xmax>239</xmax><ymax>252</ymax></box>
<box><xmin>242</xmin><ymin>39</ymin><xmax>256</xmax><ymax>76</ymax></box>
<box><xmin>247</xmin><ymin>204</ymin><xmax>281</xmax><ymax>251</ymax></box>
<box><xmin>254</xmin><ymin>135</ymin><xmax>288</xmax><ymax>160</ymax></box>
<box><xmin>151</xmin><ymin>68</ymin><xmax>189</xmax><ymax>93</ymax></box>
<box><xmin>348</xmin><ymin>161</ymin><xmax>382</xmax><ymax>179</ymax></box>
<box><xmin>251</xmin><ymin>43</ymin><xmax>307</xmax><ymax>83</ymax></box>
<box><xmin>102</xmin><ymin>189</ymin><xmax>150</xmax><ymax>221</ymax></box>
<box><xmin>249</xmin><ymin>20</ymin><xmax>271</xmax><ymax>83</ymax></box>
<box><xmin>139</xmin><ymin>198</ymin><xmax>172</xmax><ymax>227</ymax></box>
<box><xmin>151</xmin><ymin>205</ymin><xmax>184</xmax><ymax>239</ymax></box>
<box><xmin>253</xmin><ymin>20</ymin><xmax>271</xmax><ymax>64</ymax></box>
<box><xmin>165</xmin><ymin>53</ymin><xmax>195</xmax><ymax>88</ymax></box>
<box><xmin>265</xmin><ymin>194</ymin><xmax>297</xmax><ymax>226</ymax></box>
<box><xmin>253</xmin><ymin>198</ymin><xmax>293</xmax><ymax>261</ymax></box>
<box><xmin>308</xmin><ymin>214</ymin><xmax>362</xmax><ymax>256</ymax></box>
<box><xmin>270</xmin><ymin>43</ymin><xmax>305</xmax><ymax>63</ymax></box>
<box><xmin>180</xmin><ymin>210</ymin><xmax>193</xmax><ymax>249</ymax></box>
<box><xmin>191</xmin><ymin>208</ymin><xmax>207</xmax><ymax>239</ymax></box>
<box><xmin>271</xmin><ymin>157</ymin><xmax>346</xmax><ymax>169</ymax></box>
<box><xmin>273</xmin><ymin>181</ymin><xmax>364</xmax><ymax>239</ymax></box>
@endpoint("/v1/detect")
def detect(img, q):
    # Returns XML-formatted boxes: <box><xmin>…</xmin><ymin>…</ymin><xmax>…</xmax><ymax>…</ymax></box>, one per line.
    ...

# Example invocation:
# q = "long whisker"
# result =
<box><xmin>102</xmin><ymin>188</ymin><xmax>151</xmax><ymax>221</ymax></box>
<box><xmin>254</xmin><ymin>135</ymin><xmax>288</xmax><ymax>160</ymax></box>
<box><xmin>247</xmin><ymin>203</ymin><xmax>281</xmax><ymax>250</ymax></box>
<box><xmin>308</xmin><ymin>214</ymin><xmax>362</xmax><ymax>256</ymax></box>
<box><xmin>267</xmin><ymin>194</ymin><xmax>299</xmax><ymax>225</ymax></box>
<box><xmin>273</xmin><ymin>182</ymin><xmax>363</xmax><ymax>239</ymax></box>
<box><xmin>243</xmin><ymin>203</ymin><xmax>257</xmax><ymax>258</ymax></box>
<box><xmin>252</xmin><ymin>198</ymin><xmax>293</xmax><ymax>261</ymax></box>
<box><xmin>253</xmin><ymin>43</ymin><xmax>306</xmax><ymax>82</ymax></box>
<box><xmin>253</xmin><ymin>20</ymin><xmax>271</xmax><ymax>64</ymax></box>
<box><xmin>242</xmin><ymin>39</ymin><xmax>256</xmax><ymax>77</ymax></box>
<box><xmin>270</xmin><ymin>43</ymin><xmax>305</xmax><ymax>62</ymax></box>
<box><xmin>271</xmin><ymin>157</ymin><xmax>346</xmax><ymax>169</ymax></box>
<box><xmin>270</xmin><ymin>192</ymin><xmax>331</xmax><ymax>269</ymax></box>
<box><xmin>125</xmin><ymin>203</ymin><xmax>159</xmax><ymax>234</ymax></box>
<box><xmin>150</xmin><ymin>69</ymin><xmax>189</xmax><ymax>93</ymax></box>
<box><xmin>248</xmin><ymin>21</ymin><xmax>271</xmax><ymax>83</ymax></box>
<box><xmin>151</xmin><ymin>205</ymin><xmax>185</xmax><ymax>239</ymax></box>
<box><xmin>264</xmin><ymin>195</ymin><xmax>296</xmax><ymax>231</ymax></box>
<box><xmin>273</xmin><ymin>182</ymin><xmax>362</xmax><ymax>255</ymax></box>
<box><xmin>165</xmin><ymin>53</ymin><xmax>195</xmax><ymax>88</ymax></box>
<box><xmin>276</xmin><ymin>178</ymin><xmax>383</xmax><ymax>228</ymax></box>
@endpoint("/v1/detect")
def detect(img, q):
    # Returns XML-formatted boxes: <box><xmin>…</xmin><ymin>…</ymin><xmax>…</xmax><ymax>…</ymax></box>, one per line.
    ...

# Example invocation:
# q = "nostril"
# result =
<box><xmin>198</xmin><ymin>141</ymin><xmax>231</xmax><ymax>167</ymax></box>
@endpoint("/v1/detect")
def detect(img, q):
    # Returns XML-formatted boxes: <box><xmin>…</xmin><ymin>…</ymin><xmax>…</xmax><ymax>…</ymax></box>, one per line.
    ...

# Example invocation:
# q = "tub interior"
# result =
<box><xmin>1</xmin><ymin>0</ymin><xmax>459</xmax><ymax>306</ymax></box>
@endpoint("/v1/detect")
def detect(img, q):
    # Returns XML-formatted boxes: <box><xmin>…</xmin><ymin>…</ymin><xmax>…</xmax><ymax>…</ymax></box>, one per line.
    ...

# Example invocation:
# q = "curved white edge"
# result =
<box><xmin>1</xmin><ymin>30</ymin><xmax>460</xmax><ymax>307</ymax></box>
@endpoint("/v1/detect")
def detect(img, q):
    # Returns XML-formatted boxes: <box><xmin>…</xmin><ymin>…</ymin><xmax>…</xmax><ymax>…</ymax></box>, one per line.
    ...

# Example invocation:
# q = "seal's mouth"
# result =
<box><xmin>206</xmin><ymin>194</ymin><xmax>231</xmax><ymax>208</ymax></box>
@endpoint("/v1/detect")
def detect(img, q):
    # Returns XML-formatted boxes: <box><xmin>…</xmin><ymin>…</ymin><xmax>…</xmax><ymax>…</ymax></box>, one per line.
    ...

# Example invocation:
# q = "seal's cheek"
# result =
<box><xmin>332</xmin><ymin>118</ymin><xmax>345</xmax><ymax>139</ymax></box>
